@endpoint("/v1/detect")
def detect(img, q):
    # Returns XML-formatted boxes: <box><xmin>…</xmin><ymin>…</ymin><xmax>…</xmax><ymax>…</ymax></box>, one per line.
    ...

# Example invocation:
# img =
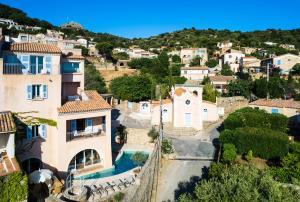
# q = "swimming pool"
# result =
<box><xmin>76</xmin><ymin>151</ymin><xmax>149</xmax><ymax>180</ymax></box>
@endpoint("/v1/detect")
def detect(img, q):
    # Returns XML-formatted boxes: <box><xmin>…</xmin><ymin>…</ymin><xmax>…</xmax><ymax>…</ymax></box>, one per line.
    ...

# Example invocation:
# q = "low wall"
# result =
<box><xmin>217</xmin><ymin>96</ymin><xmax>249</xmax><ymax>115</ymax></box>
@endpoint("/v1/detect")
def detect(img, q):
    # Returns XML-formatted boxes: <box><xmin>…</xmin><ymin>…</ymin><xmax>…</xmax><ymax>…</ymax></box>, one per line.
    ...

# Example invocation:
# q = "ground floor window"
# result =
<box><xmin>68</xmin><ymin>149</ymin><xmax>101</xmax><ymax>172</ymax></box>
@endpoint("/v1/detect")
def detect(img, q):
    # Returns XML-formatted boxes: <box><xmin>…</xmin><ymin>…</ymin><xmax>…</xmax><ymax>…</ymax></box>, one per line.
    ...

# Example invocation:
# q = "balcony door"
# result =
<box><xmin>30</xmin><ymin>56</ymin><xmax>43</xmax><ymax>74</ymax></box>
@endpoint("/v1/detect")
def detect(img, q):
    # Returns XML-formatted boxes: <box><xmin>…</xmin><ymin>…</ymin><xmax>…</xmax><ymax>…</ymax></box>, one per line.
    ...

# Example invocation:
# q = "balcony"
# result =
<box><xmin>66</xmin><ymin>128</ymin><xmax>105</xmax><ymax>142</ymax></box>
<box><xmin>3</xmin><ymin>63</ymin><xmax>49</xmax><ymax>75</ymax></box>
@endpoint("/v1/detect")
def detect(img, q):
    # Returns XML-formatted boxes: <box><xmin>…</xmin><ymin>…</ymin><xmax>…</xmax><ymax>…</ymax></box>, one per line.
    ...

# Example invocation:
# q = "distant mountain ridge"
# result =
<box><xmin>1</xmin><ymin>3</ymin><xmax>300</xmax><ymax>53</ymax></box>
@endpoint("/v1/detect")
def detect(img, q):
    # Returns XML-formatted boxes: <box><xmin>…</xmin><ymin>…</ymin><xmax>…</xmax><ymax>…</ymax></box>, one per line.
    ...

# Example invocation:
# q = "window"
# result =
<box><xmin>204</xmin><ymin>109</ymin><xmax>208</xmax><ymax>112</ymax></box>
<box><xmin>229</xmin><ymin>55</ymin><xmax>232</xmax><ymax>58</ymax></box>
<box><xmin>68</xmin><ymin>149</ymin><xmax>101</xmax><ymax>172</ymax></box>
<box><xmin>277</xmin><ymin>60</ymin><xmax>281</xmax><ymax>65</ymax></box>
<box><xmin>27</xmin><ymin>84</ymin><xmax>48</xmax><ymax>100</ymax></box>
<box><xmin>27</xmin><ymin>125</ymin><xmax>46</xmax><ymax>140</ymax></box>
<box><xmin>184</xmin><ymin>70</ymin><xmax>187</xmax><ymax>74</ymax></box>
<box><xmin>62</xmin><ymin>62</ymin><xmax>80</xmax><ymax>73</ymax></box>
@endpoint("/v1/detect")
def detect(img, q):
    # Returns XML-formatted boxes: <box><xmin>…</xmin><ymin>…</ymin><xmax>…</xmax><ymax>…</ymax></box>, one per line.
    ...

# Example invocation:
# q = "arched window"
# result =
<box><xmin>68</xmin><ymin>149</ymin><xmax>101</xmax><ymax>172</ymax></box>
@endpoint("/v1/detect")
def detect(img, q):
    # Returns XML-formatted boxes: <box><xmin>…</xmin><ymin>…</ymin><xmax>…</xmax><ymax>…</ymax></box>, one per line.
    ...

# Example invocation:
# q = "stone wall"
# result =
<box><xmin>122</xmin><ymin>142</ymin><xmax>160</xmax><ymax>202</ymax></box>
<box><xmin>217</xmin><ymin>96</ymin><xmax>249</xmax><ymax>115</ymax></box>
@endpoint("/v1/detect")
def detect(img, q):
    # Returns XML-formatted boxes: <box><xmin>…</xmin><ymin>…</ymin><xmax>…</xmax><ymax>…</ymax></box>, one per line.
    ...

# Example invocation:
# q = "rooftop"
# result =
<box><xmin>4</xmin><ymin>42</ymin><xmax>61</xmax><ymax>54</ymax></box>
<box><xmin>181</xmin><ymin>66</ymin><xmax>209</xmax><ymax>70</ymax></box>
<box><xmin>0</xmin><ymin>111</ymin><xmax>15</xmax><ymax>134</ymax></box>
<box><xmin>63</xmin><ymin>54</ymin><xmax>85</xmax><ymax>60</ymax></box>
<box><xmin>249</xmin><ymin>99</ymin><xmax>300</xmax><ymax>109</ymax></box>
<box><xmin>58</xmin><ymin>90</ymin><xmax>111</xmax><ymax>114</ymax></box>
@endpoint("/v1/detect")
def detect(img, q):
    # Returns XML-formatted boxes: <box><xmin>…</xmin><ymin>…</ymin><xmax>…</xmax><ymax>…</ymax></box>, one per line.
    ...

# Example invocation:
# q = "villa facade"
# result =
<box><xmin>0</xmin><ymin>42</ymin><xmax>112</xmax><ymax>176</ymax></box>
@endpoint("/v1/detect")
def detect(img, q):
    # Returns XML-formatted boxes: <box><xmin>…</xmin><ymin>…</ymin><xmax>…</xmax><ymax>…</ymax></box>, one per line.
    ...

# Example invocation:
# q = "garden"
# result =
<box><xmin>179</xmin><ymin>107</ymin><xmax>300</xmax><ymax>201</ymax></box>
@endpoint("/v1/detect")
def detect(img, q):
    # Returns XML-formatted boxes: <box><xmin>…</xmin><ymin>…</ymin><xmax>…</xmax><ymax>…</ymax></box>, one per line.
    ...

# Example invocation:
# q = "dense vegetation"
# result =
<box><xmin>84</xmin><ymin>64</ymin><xmax>107</xmax><ymax>93</ymax></box>
<box><xmin>0</xmin><ymin>172</ymin><xmax>28</xmax><ymax>202</ymax></box>
<box><xmin>179</xmin><ymin>164</ymin><xmax>300</xmax><ymax>202</ymax></box>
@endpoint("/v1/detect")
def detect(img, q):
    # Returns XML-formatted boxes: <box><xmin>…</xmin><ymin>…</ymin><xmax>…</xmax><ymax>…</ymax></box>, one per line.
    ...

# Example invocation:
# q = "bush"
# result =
<box><xmin>224</xmin><ymin>107</ymin><xmax>288</xmax><ymax>133</ymax></box>
<box><xmin>245</xmin><ymin>150</ymin><xmax>253</xmax><ymax>162</ymax></box>
<box><xmin>220</xmin><ymin>127</ymin><xmax>289</xmax><ymax>160</ymax></box>
<box><xmin>222</xmin><ymin>143</ymin><xmax>237</xmax><ymax>164</ymax></box>
<box><xmin>131</xmin><ymin>152</ymin><xmax>148</xmax><ymax>166</ymax></box>
<box><xmin>208</xmin><ymin>162</ymin><xmax>226</xmax><ymax>179</ymax></box>
<box><xmin>147</xmin><ymin>127</ymin><xmax>159</xmax><ymax>142</ymax></box>
<box><xmin>0</xmin><ymin>172</ymin><xmax>28</xmax><ymax>201</ymax></box>
<box><xmin>179</xmin><ymin>164</ymin><xmax>300</xmax><ymax>202</ymax></box>
<box><xmin>161</xmin><ymin>139</ymin><xmax>174</xmax><ymax>154</ymax></box>
<box><xmin>289</xmin><ymin>142</ymin><xmax>300</xmax><ymax>156</ymax></box>
<box><xmin>114</xmin><ymin>192</ymin><xmax>125</xmax><ymax>201</ymax></box>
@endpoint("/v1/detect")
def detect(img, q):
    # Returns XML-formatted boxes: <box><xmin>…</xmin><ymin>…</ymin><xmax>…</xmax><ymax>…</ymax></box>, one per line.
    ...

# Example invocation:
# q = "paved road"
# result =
<box><xmin>156</xmin><ymin>123</ymin><xmax>221</xmax><ymax>202</ymax></box>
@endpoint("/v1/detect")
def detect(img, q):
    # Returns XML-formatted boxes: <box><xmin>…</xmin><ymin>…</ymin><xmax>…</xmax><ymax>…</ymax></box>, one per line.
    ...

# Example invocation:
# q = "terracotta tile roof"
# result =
<box><xmin>210</xmin><ymin>76</ymin><xmax>235</xmax><ymax>82</ymax></box>
<box><xmin>58</xmin><ymin>90</ymin><xmax>111</xmax><ymax>114</ymax></box>
<box><xmin>63</xmin><ymin>55</ymin><xmax>85</xmax><ymax>60</ymax></box>
<box><xmin>181</xmin><ymin>66</ymin><xmax>209</xmax><ymax>70</ymax></box>
<box><xmin>0</xmin><ymin>111</ymin><xmax>15</xmax><ymax>134</ymax></box>
<box><xmin>174</xmin><ymin>88</ymin><xmax>186</xmax><ymax>96</ymax></box>
<box><xmin>0</xmin><ymin>157</ymin><xmax>20</xmax><ymax>177</ymax></box>
<box><xmin>7</xmin><ymin>42</ymin><xmax>61</xmax><ymax>54</ymax></box>
<box><xmin>250</xmin><ymin>99</ymin><xmax>300</xmax><ymax>109</ymax></box>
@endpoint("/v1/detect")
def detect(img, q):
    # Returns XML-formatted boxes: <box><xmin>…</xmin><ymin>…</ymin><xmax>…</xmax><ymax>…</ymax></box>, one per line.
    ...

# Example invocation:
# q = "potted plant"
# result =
<box><xmin>115</xmin><ymin>125</ymin><xmax>128</xmax><ymax>144</ymax></box>
<box><xmin>131</xmin><ymin>152</ymin><xmax>148</xmax><ymax>174</ymax></box>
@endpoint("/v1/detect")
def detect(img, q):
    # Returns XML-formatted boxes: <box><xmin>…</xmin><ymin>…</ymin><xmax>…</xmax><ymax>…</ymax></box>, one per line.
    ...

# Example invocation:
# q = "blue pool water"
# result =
<box><xmin>76</xmin><ymin>151</ymin><xmax>149</xmax><ymax>180</ymax></box>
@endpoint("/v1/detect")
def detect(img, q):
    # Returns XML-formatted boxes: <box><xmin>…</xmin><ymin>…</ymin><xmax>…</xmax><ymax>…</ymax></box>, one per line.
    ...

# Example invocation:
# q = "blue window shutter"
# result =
<box><xmin>40</xmin><ymin>125</ymin><xmax>47</xmax><ymax>139</ymax></box>
<box><xmin>271</xmin><ymin>108</ymin><xmax>278</xmax><ymax>114</ymax></box>
<box><xmin>27</xmin><ymin>85</ymin><xmax>32</xmax><ymax>100</ymax></box>
<box><xmin>85</xmin><ymin>118</ymin><xmax>93</xmax><ymax>131</ymax></box>
<box><xmin>45</xmin><ymin>56</ymin><xmax>52</xmax><ymax>73</ymax></box>
<box><xmin>27</xmin><ymin>126</ymin><xmax>32</xmax><ymax>140</ymax></box>
<box><xmin>21</xmin><ymin>55</ymin><xmax>30</xmax><ymax>70</ymax></box>
<box><xmin>43</xmin><ymin>85</ymin><xmax>48</xmax><ymax>99</ymax></box>
<box><xmin>71</xmin><ymin>120</ymin><xmax>77</xmax><ymax>134</ymax></box>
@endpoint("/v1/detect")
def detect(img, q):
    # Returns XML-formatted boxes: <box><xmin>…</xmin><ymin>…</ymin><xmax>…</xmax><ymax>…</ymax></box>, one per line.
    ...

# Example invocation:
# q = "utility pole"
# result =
<box><xmin>267</xmin><ymin>63</ymin><xmax>270</xmax><ymax>100</ymax></box>
<box><xmin>159</xmin><ymin>84</ymin><xmax>163</xmax><ymax>164</ymax></box>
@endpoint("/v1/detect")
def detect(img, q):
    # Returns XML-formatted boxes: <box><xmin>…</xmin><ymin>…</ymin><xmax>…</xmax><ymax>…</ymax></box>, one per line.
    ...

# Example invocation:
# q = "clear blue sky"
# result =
<box><xmin>2</xmin><ymin>0</ymin><xmax>300</xmax><ymax>38</ymax></box>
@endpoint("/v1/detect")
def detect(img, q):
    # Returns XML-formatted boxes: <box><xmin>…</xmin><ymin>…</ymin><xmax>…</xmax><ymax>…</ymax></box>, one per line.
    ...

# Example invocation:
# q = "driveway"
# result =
<box><xmin>156</xmin><ymin>122</ymin><xmax>221</xmax><ymax>202</ymax></box>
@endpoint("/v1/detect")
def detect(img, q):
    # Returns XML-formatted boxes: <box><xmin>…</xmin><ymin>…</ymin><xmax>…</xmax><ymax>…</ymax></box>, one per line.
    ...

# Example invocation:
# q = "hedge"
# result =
<box><xmin>220</xmin><ymin>127</ymin><xmax>289</xmax><ymax>160</ymax></box>
<box><xmin>223</xmin><ymin>107</ymin><xmax>288</xmax><ymax>133</ymax></box>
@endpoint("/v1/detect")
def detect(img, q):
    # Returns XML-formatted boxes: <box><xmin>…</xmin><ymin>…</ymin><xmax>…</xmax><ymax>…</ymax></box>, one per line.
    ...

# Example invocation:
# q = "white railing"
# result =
<box><xmin>67</xmin><ymin>128</ymin><xmax>104</xmax><ymax>141</ymax></box>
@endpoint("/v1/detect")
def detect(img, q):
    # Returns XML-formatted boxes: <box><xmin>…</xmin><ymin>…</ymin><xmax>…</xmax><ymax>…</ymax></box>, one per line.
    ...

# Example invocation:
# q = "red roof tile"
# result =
<box><xmin>58</xmin><ymin>90</ymin><xmax>111</xmax><ymax>114</ymax></box>
<box><xmin>250</xmin><ymin>99</ymin><xmax>300</xmax><ymax>109</ymax></box>
<box><xmin>0</xmin><ymin>111</ymin><xmax>15</xmax><ymax>134</ymax></box>
<box><xmin>8</xmin><ymin>43</ymin><xmax>61</xmax><ymax>54</ymax></box>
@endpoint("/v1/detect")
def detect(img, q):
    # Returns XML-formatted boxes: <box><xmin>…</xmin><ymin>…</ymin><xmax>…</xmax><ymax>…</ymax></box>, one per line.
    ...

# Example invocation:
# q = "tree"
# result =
<box><xmin>290</xmin><ymin>63</ymin><xmax>300</xmax><ymax>75</ymax></box>
<box><xmin>172</xmin><ymin>54</ymin><xmax>181</xmax><ymax>63</ymax></box>
<box><xmin>205</xmin><ymin>59</ymin><xmax>218</xmax><ymax>68</ymax></box>
<box><xmin>147</xmin><ymin>127</ymin><xmax>159</xmax><ymax>142</ymax></box>
<box><xmin>96</xmin><ymin>42</ymin><xmax>114</xmax><ymax>59</ymax></box>
<box><xmin>203</xmin><ymin>84</ymin><xmax>217</xmax><ymax>102</ymax></box>
<box><xmin>227</xmin><ymin>79</ymin><xmax>252</xmax><ymax>98</ymax></box>
<box><xmin>162</xmin><ymin>139</ymin><xmax>174</xmax><ymax>154</ymax></box>
<box><xmin>112</xmin><ymin>52</ymin><xmax>129</xmax><ymax>60</ymax></box>
<box><xmin>110</xmin><ymin>74</ymin><xmax>153</xmax><ymax>102</ymax></box>
<box><xmin>221</xmin><ymin>63</ymin><xmax>234</xmax><ymax>76</ymax></box>
<box><xmin>189</xmin><ymin>56</ymin><xmax>202</xmax><ymax>66</ymax></box>
<box><xmin>84</xmin><ymin>64</ymin><xmax>107</xmax><ymax>93</ymax></box>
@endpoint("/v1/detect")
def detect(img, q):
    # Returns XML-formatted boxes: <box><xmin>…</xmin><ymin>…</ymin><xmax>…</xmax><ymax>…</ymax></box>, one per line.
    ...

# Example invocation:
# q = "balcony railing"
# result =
<box><xmin>66</xmin><ymin>128</ymin><xmax>104</xmax><ymax>142</ymax></box>
<box><xmin>3</xmin><ymin>63</ymin><xmax>49</xmax><ymax>75</ymax></box>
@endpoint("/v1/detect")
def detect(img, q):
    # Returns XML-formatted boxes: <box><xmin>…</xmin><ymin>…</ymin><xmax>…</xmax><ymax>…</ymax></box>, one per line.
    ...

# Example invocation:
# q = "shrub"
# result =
<box><xmin>222</xmin><ymin>143</ymin><xmax>237</xmax><ymax>164</ymax></box>
<box><xmin>289</xmin><ymin>142</ymin><xmax>300</xmax><ymax>156</ymax></box>
<box><xmin>245</xmin><ymin>150</ymin><xmax>253</xmax><ymax>162</ymax></box>
<box><xmin>147</xmin><ymin>127</ymin><xmax>159</xmax><ymax>142</ymax></box>
<box><xmin>208</xmin><ymin>162</ymin><xmax>226</xmax><ymax>179</ymax></box>
<box><xmin>161</xmin><ymin>139</ymin><xmax>174</xmax><ymax>154</ymax></box>
<box><xmin>223</xmin><ymin>107</ymin><xmax>288</xmax><ymax>133</ymax></box>
<box><xmin>114</xmin><ymin>192</ymin><xmax>125</xmax><ymax>201</ymax></box>
<box><xmin>220</xmin><ymin>127</ymin><xmax>289</xmax><ymax>160</ymax></box>
<box><xmin>131</xmin><ymin>152</ymin><xmax>148</xmax><ymax>166</ymax></box>
<box><xmin>0</xmin><ymin>172</ymin><xmax>28</xmax><ymax>201</ymax></box>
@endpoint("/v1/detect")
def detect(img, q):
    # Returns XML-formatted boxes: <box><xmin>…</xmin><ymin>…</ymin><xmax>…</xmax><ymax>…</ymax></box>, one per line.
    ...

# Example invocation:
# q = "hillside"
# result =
<box><xmin>1</xmin><ymin>3</ymin><xmax>300</xmax><ymax>55</ymax></box>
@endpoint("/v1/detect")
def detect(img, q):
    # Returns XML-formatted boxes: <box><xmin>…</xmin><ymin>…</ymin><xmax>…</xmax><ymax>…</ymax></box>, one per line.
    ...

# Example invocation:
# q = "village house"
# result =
<box><xmin>209</xmin><ymin>75</ymin><xmax>235</xmax><ymax>94</ymax></box>
<box><xmin>0</xmin><ymin>41</ymin><xmax>112</xmax><ymax>177</ymax></box>
<box><xmin>219</xmin><ymin>49</ymin><xmax>245</xmax><ymax>72</ymax></box>
<box><xmin>261</xmin><ymin>53</ymin><xmax>300</xmax><ymax>74</ymax></box>
<box><xmin>151</xmin><ymin>84</ymin><xmax>219</xmax><ymax>130</ymax></box>
<box><xmin>240</xmin><ymin>56</ymin><xmax>261</xmax><ymax>73</ymax></box>
<box><xmin>241</xmin><ymin>47</ymin><xmax>257</xmax><ymax>55</ymax></box>
<box><xmin>0</xmin><ymin>111</ymin><xmax>20</xmax><ymax>176</ymax></box>
<box><xmin>249</xmin><ymin>99</ymin><xmax>300</xmax><ymax>122</ymax></box>
<box><xmin>180</xmin><ymin>48</ymin><xmax>208</xmax><ymax>66</ymax></box>
<box><xmin>279</xmin><ymin>44</ymin><xmax>296</xmax><ymax>50</ymax></box>
<box><xmin>180</xmin><ymin>66</ymin><xmax>210</xmax><ymax>81</ymax></box>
